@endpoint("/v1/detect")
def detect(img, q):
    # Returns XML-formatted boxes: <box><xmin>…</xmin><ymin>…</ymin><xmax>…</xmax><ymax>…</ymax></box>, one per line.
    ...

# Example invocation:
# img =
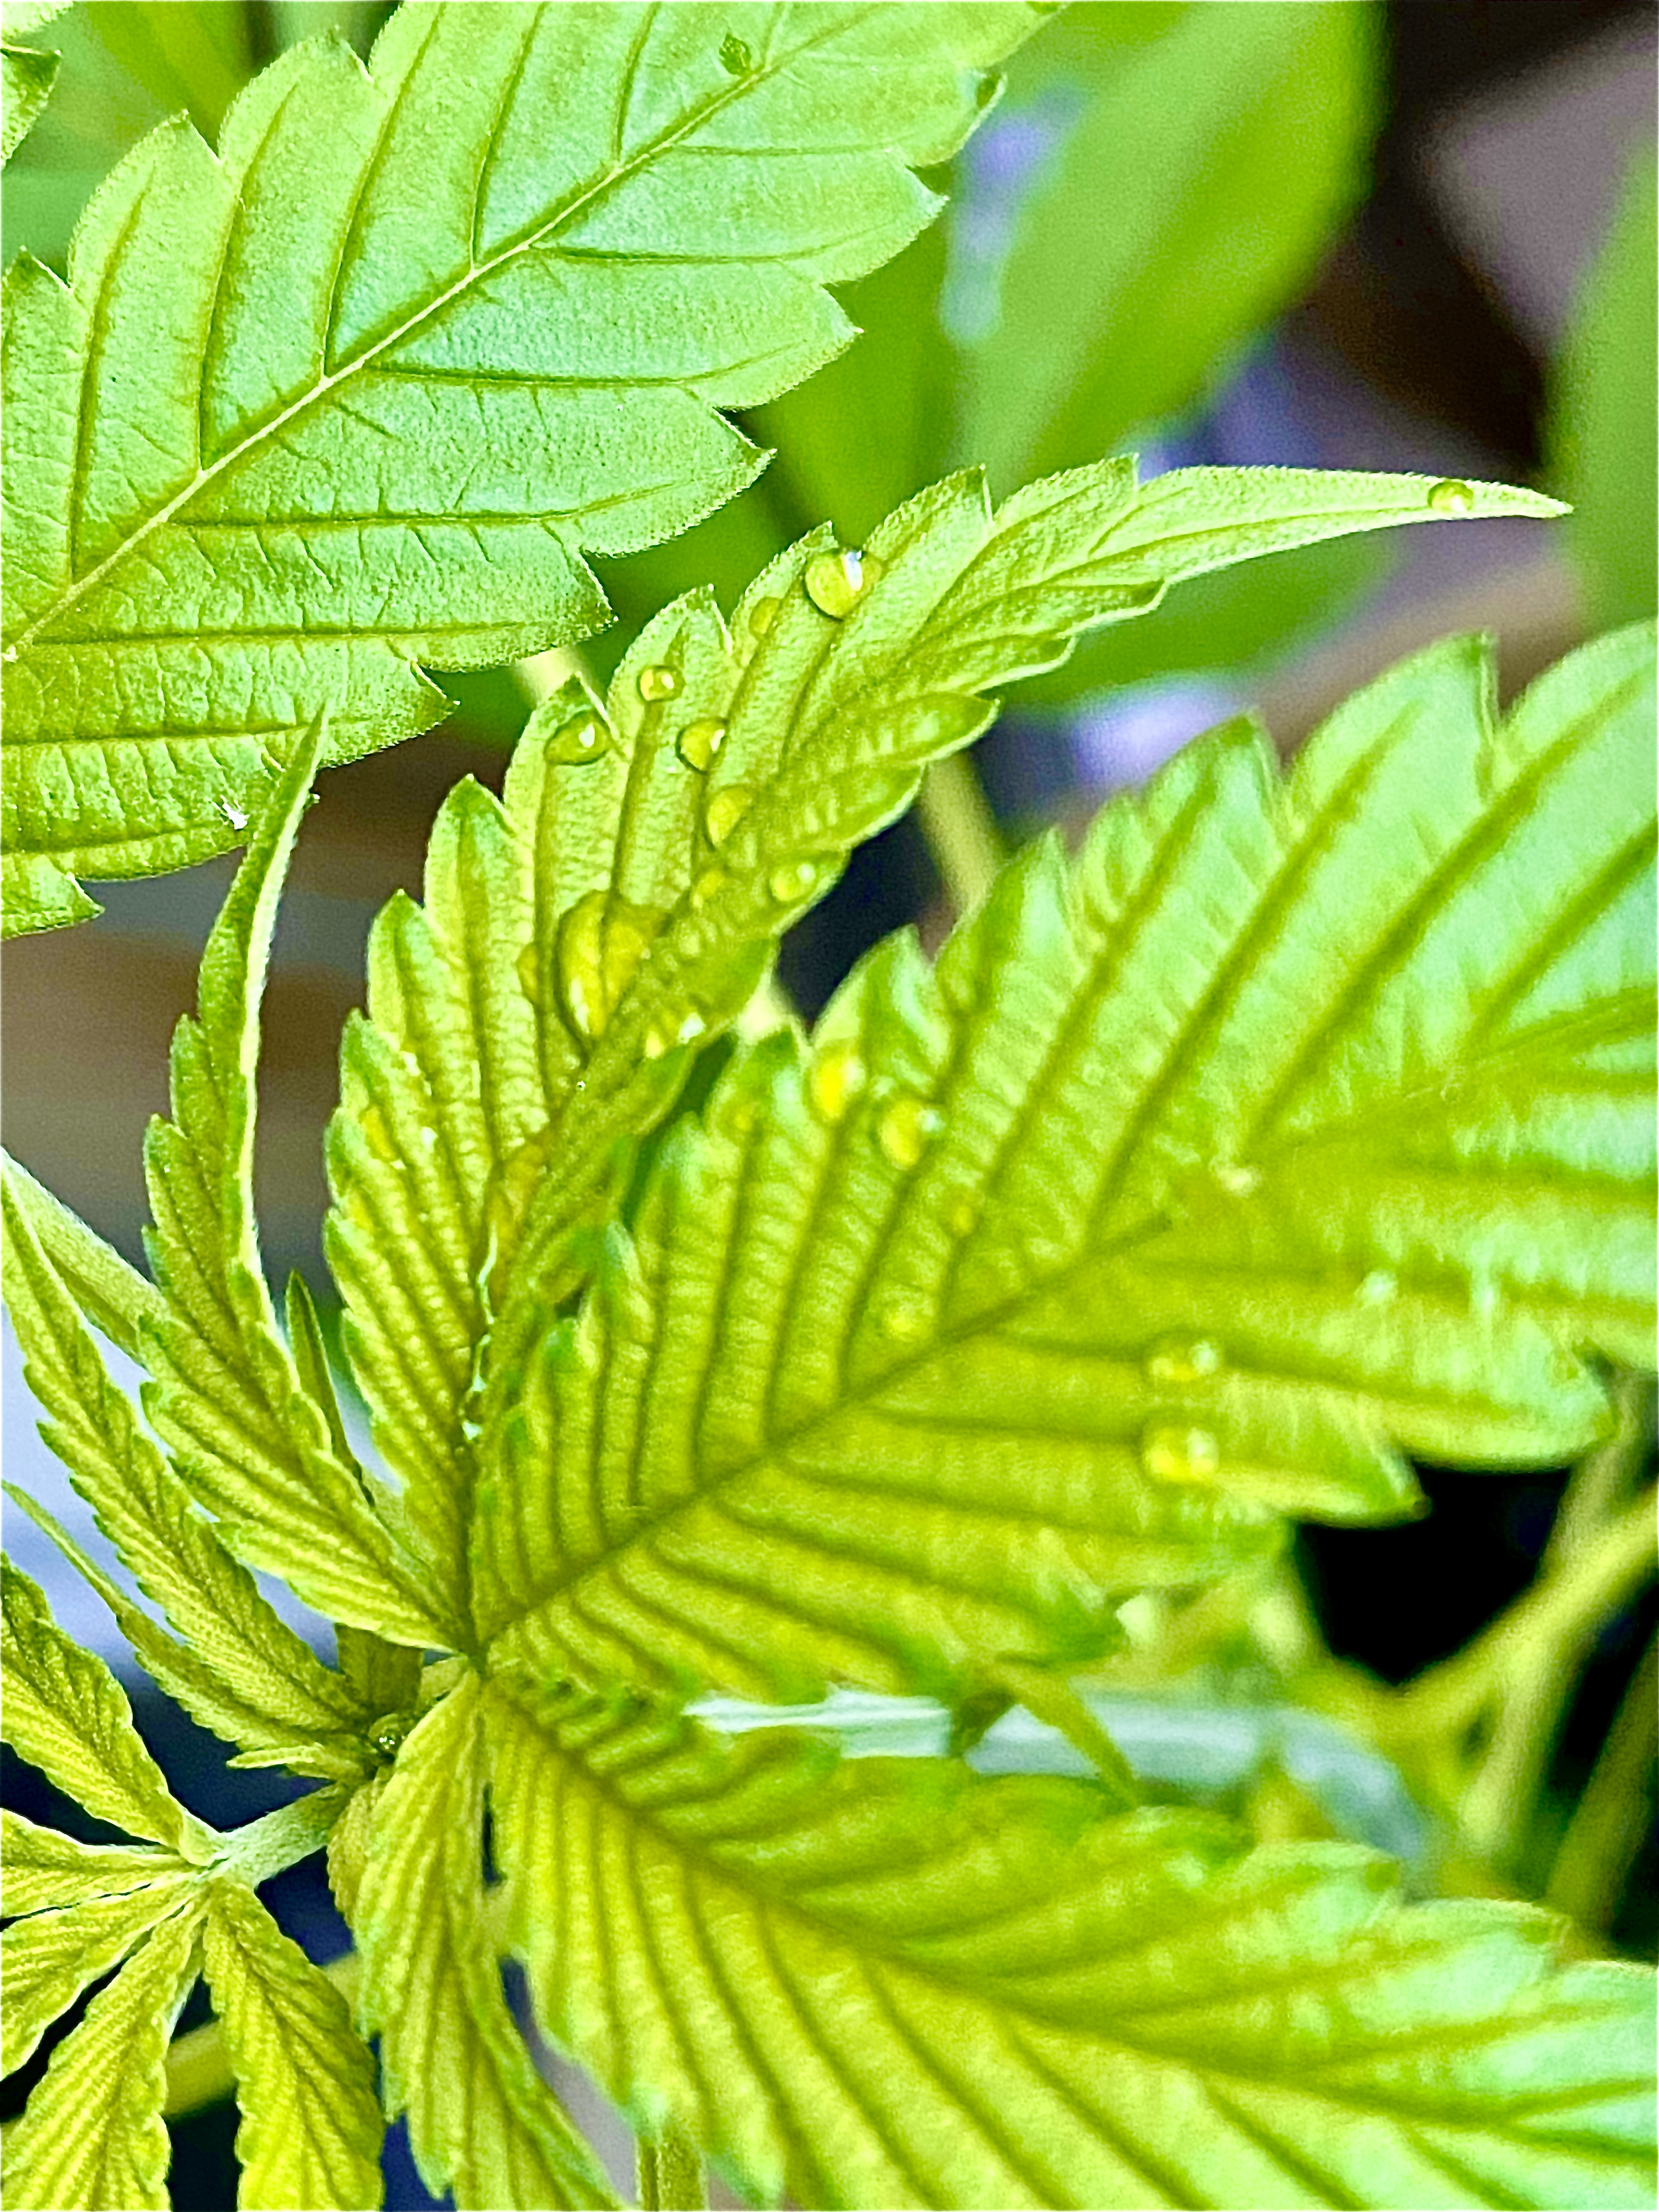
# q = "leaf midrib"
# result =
<box><xmin>484</xmin><ymin>987</ymin><xmax>1650</xmax><ymax>1656</ymax></box>
<box><xmin>2</xmin><ymin>8</ymin><xmax>871</xmax><ymax>664</ymax></box>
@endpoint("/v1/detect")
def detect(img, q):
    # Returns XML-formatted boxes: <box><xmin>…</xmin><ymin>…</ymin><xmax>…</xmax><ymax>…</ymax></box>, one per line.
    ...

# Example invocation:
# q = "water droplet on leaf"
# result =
<box><xmin>1427</xmin><ymin>477</ymin><xmax>1475</xmax><ymax>516</ymax></box>
<box><xmin>946</xmin><ymin>1192</ymin><xmax>981</xmax><ymax>1239</ymax></box>
<box><xmin>718</xmin><ymin>31</ymin><xmax>753</xmax><ymax>72</ymax></box>
<box><xmin>1141</xmin><ymin>1424</ymin><xmax>1221</xmax><ymax>1486</ymax></box>
<box><xmin>768</xmin><ymin>858</ymin><xmax>821</xmax><ymax>906</ymax></box>
<box><xmin>804</xmin><ymin>548</ymin><xmax>871</xmax><ymax>618</ymax></box>
<box><xmin>878</xmin><ymin>1296</ymin><xmax>928</xmax><ymax>1342</ymax></box>
<box><xmin>748</xmin><ymin>596</ymin><xmax>781</xmax><ymax>638</ymax></box>
<box><xmin>703</xmin><ymin>783</ymin><xmax>755</xmax><ymax>848</ymax></box>
<box><xmin>1356</xmin><ymin>1269</ymin><xmax>1398</xmax><ymax>1306</ymax></box>
<box><xmin>555</xmin><ymin>890</ymin><xmax>663</xmax><ymax>1045</ymax></box>
<box><xmin>1144</xmin><ymin>1336</ymin><xmax>1224</xmax><ymax>1387</ymax></box>
<box><xmin>515</xmin><ymin>941</ymin><xmax>543</xmax><ymax>1006</ymax></box>
<box><xmin>637</xmin><ymin>663</ymin><xmax>680</xmax><ymax>703</ymax></box>
<box><xmin>547</xmin><ymin>712</ymin><xmax>611</xmax><ymax>765</ymax></box>
<box><xmin>876</xmin><ymin>1093</ymin><xmax>943</xmax><ymax>1171</ymax></box>
<box><xmin>359</xmin><ymin>1105</ymin><xmax>398</xmax><ymax>1164</ymax></box>
<box><xmin>690</xmin><ymin>864</ymin><xmax>729</xmax><ymax>907</ymax></box>
<box><xmin>808</xmin><ymin>1042</ymin><xmax>866</xmax><ymax>1123</ymax></box>
<box><xmin>677</xmin><ymin>717</ymin><xmax>726</xmax><ymax>772</ymax></box>
<box><xmin>1212</xmin><ymin>1161</ymin><xmax>1261</xmax><ymax>1198</ymax></box>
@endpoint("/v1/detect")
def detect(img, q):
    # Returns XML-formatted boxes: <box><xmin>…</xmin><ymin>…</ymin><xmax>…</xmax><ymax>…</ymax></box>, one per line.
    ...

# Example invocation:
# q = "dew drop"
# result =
<box><xmin>878</xmin><ymin>1296</ymin><xmax>928</xmax><ymax>1342</ymax></box>
<box><xmin>515</xmin><ymin>940</ymin><xmax>543</xmax><ymax>1006</ymax></box>
<box><xmin>642</xmin><ymin>1005</ymin><xmax>708</xmax><ymax>1062</ymax></box>
<box><xmin>804</xmin><ymin>548</ymin><xmax>871</xmax><ymax>618</ymax></box>
<box><xmin>1144</xmin><ymin>1335</ymin><xmax>1225</xmax><ymax>1387</ymax></box>
<box><xmin>876</xmin><ymin>1093</ymin><xmax>944</xmax><ymax>1171</ymax></box>
<box><xmin>1356</xmin><ymin>1268</ymin><xmax>1398</xmax><ymax>1306</ymax></box>
<box><xmin>555</xmin><ymin>889</ymin><xmax>663</xmax><ymax>1045</ymax></box>
<box><xmin>703</xmin><ymin>783</ymin><xmax>755</xmax><ymax>848</ymax></box>
<box><xmin>690</xmin><ymin>863</ymin><xmax>730</xmax><ymax>907</ymax></box>
<box><xmin>808</xmin><ymin>1042</ymin><xmax>866</xmax><ymax>1124</ymax></box>
<box><xmin>1427</xmin><ymin>477</ymin><xmax>1475</xmax><ymax>517</ymax></box>
<box><xmin>359</xmin><ymin>1105</ymin><xmax>398</xmax><ymax>1164</ymax></box>
<box><xmin>220</xmin><ymin>800</ymin><xmax>249</xmax><ymax>831</ymax></box>
<box><xmin>768</xmin><ymin>857</ymin><xmax>821</xmax><ymax>906</ymax></box>
<box><xmin>368</xmin><ymin>1711</ymin><xmax>415</xmax><ymax>1759</ymax></box>
<box><xmin>1141</xmin><ymin>1423</ymin><xmax>1221</xmax><ymax>1486</ymax></box>
<box><xmin>946</xmin><ymin>1192</ymin><xmax>981</xmax><ymax>1240</ymax></box>
<box><xmin>418</xmin><ymin>1123</ymin><xmax>439</xmax><ymax>1153</ymax></box>
<box><xmin>547</xmin><ymin>712</ymin><xmax>611</xmax><ymax>765</ymax></box>
<box><xmin>1212</xmin><ymin>1161</ymin><xmax>1261</xmax><ymax>1198</ymax></box>
<box><xmin>677</xmin><ymin>716</ymin><xmax>727</xmax><ymax>772</ymax></box>
<box><xmin>748</xmin><ymin>596</ymin><xmax>781</xmax><ymax>638</ymax></box>
<box><xmin>637</xmin><ymin>663</ymin><xmax>680</xmax><ymax>703</ymax></box>
<box><xmin>718</xmin><ymin>30</ymin><xmax>753</xmax><ymax>72</ymax></box>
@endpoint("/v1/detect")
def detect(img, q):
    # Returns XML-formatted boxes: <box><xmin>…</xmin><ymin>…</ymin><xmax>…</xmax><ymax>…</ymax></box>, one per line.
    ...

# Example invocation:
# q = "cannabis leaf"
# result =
<box><xmin>2</xmin><ymin>1874</ymin><xmax>201</xmax><ymax>2076</ymax></box>
<box><xmin>0</xmin><ymin>0</ymin><xmax>1045</xmax><ymax>935</ymax></box>
<box><xmin>201</xmin><ymin>1877</ymin><xmax>385</xmax><ymax>2212</ymax></box>
<box><xmin>139</xmin><ymin>718</ymin><xmax>448</xmax><ymax>1647</ymax></box>
<box><xmin>2</xmin><ymin>1903</ymin><xmax>205</xmax><ymax>2212</ymax></box>
<box><xmin>354</xmin><ymin>1680</ymin><xmax>620</xmax><ymax>2211</ymax></box>
<box><xmin>327</xmin><ymin>460</ymin><xmax>1559</xmax><ymax>1627</ymax></box>
<box><xmin>0</xmin><ymin>2</ymin><xmax>68</xmax><ymax>163</ymax></box>
<box><xmin>472</xmin><ymin>622</ymin><xmax>1655</xmax><ymax>1703</ymax></box>
<box><xmin>2</xmin><ymin>1163</ymin><xmax>381</xmax><ymax>1776</ymax></box>
<box><xmin>0</xmin><ymin>1808</ymin><xmax>189</xmax><ymax>1917</ymax></box>
<box><xmin>483</xmin><ymin>1681</ymin><xmax>1657</xmax><ymax>2212</ymax></box>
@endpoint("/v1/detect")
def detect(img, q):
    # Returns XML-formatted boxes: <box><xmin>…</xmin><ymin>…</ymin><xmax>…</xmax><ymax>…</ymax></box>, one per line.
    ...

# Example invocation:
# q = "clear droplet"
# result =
<box><xmin>515</xmin><ymin>941</ymin><xmax>543</xmax><ymax>1006</ymax></box>
<box><xmin>804</xmin><ymin>548</ymin><xmax>871</xmax><ymax>618</ymax></box>
<box><xmin>1144</xmin><ymin>1336</ymin><xmax>1225</xmax><ymax>1387</ymax></box>
<box><xmin>368</xmin><ymin>1709</ymin><xmax>415</xmax><ymax>1759</ymax></box>
<box><xmin>1141</xmin><ymin>1423</ymin><xmax>1222</xmax><ymax>1486</ymax></box>
<box><xmin>768</xmin><ymin>858</ymin><xmax>820</xmax><ymax>906</ymax></box>
<box><xmin>359</xmin><ymin>1105</ymin><xmax>398</xmax><ymax>1164</ymax></box>
<box><xmin>555</xmin><ymin>890</ymin><xmax>663</xmax><ymax>1045</ymax></box>
<box><xmin>1212</xmin><ymin>1161</ymin><xmax>1261</xmax><ymax>1198</ymax></box>
<box><xmin>748</xmin><ymin>596</ymin><xmax>781</xmax><ymax>638</ymax></box>
<box><xmin>718</xmin><ymin>30</ymin><xmax>753</xmax><ymax>72</ymax></box>
<box><xmin>690</xmin><ymin>863</ymin><xmax>730</xmax><ymax>907</ymax></box>
<box><xmin>1427</xmin><ymin>477</ymin><xmax>1475</xmax><ymax>517</ymax></box>
<box><xmin>876</xmin><ymin>1093</ymin><xmax>944</xmax><ymax>1171</ymax></box>
<box><xmin>808</xmin><ymin>1042</ymin><xmax>866</xmax><ymax>1124</ymax></box>
<box><xmin>703</xmin><ymin>783</ymin><xmax>755</xmax><ymax>848</ymax></box>
<box><xmin>677</xmin><ymin>717</ymin><xmax>727</xmax><ymax>772</ymax></box>
<box><xmin>220</xmin><ymin>800</ymin><xmax>249</xmax><ymax>831</ymax></box>
<box><xmin>637</xmin><ymin>663</ymin><xmax>680</xmax><ymax>703</ymax></box>
<box><xmin>547</xmin><ymin>712</ymin><xmax>611</xmax><ymax>765</ymax></box>
<box><xmin>878</xmin><ymin>1296</ymin><xmax>928</xmax><ymax>1342</ymax></box>
<box><xmin>1356</xmin><ymin>1268</ymin><xmax>1398</xmax><ymax>1306</ymax></box>
<box><xmin>418</xmin><ymin>1123</ymin><xmax>439</xmax><ymax>1152</ymax></box>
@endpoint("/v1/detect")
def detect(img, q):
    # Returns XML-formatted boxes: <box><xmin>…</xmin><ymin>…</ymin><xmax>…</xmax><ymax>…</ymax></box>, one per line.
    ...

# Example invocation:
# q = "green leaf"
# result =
<box><xmin>0</xmin><ymin>1556</ymin><xmax>213</xmax><ymax>1856</ymax></box>
<box><xmin>2</xmin><ymin>1900</ymin><xmax>204</xmax><ymax>2212</ymax></box>
<box><xmin>964</xmin><ymin>2</ymin><xmax>1379</xmax><ymax>488</ymax></box>
<box><xmin>1553</xmin><ymin>151</ymin><xmax>1658</xmax><ymax>629</ymax></box>
<box><xmin>2</xmin><ymin>1166</ymin><xmax>379</xmax><ymax>1772</ymax></box>
<box><xmin>1</xmin><ymin>1147</ymin><xmax>166</xmax><ymax>1361</ymax></box>
<box><xmin>2</xmin><ymin>1872</ymin><xmax>201</xmax><ymax>2075</ymax></box>
<box><xmin>141</xmin><ymin>719</ymin><xmax>449</xmax><ymax>1646</ymax></box>
<box><xmin>355</xmin><ymin>1679</ymin><xmax>621</xmax><ymax>2211</ymax></box>
<box><xmin>201</xmin><ymin>1876</ymin><xmax>384</xmax><ymax>2212</ymax></box>
<box><xmin>484</xmin><ymin>1680</ymin><xmax>1657</xmax><ymax>2212</ymax></box>
<box><xmin>476</xmin><ymin>623</ymin><xmax>1653</xmax><ymax>1704</ymax></box>
<box><xmin>0</xmin><ymin>1808</ymin><xmax>188</xmax><ymax>1917</ymax></box>
<box><xmin>0</xmin><ymin>0</ymin><xmax>1044</xmax><ymax>934</ymax></box>
<box><xmin>330</xmin><ymin>458</ymin><xmax>1556</xmax><ymax>1627</ymax></box>
<box><xmin>1</xmin><ymin>38</ymin><xmax>57</xmax><ymax>162</ymax></box>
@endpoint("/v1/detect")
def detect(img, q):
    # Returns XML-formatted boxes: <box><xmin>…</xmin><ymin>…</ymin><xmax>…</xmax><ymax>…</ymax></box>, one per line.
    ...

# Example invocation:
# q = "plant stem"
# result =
<box><xmin>1547</xmin><ymin>1627</ymin><xmax>1659</xmax><ymax>1934</ymax></box>
<box><xmin>915</xmin><ymin>753</ymin><xmax>1003</xmax><ymax>913</ymax></box>
<box><xmin>636</xmin><ymin>2127</ymin><xmax>709</xmax><ymax>2210</ymax></box>
<box><xmin>1390</xmin><ymin>1485</ymin><xmax>1657</xmax><ymax>1741</ymax></box>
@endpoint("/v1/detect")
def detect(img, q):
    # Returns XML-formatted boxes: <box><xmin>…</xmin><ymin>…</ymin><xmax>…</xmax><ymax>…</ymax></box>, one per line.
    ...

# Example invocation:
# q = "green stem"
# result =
<box><xmin>1547</xmin><ymin>1628</ymin><xmax>1659</xmax><ymax>1934</ymax></box>
<box><xmin>915</xmin><ymin>753</ymin><xmax>1003</xmax><ymax>912</ymax></box>
<box><xmin>214</xmin><ymin>1786</ymin><xmax>351</xmax><ymax>1887</ymax></box>
<box><xmin>636</xmin><ymin>2127</ymin><xmax>709</xmax><ymax>2211</ymax></box>
<box><xmin>1390</xmin><ymin>1486</ymin><xmax>1657</xmax><ymax>1741</ymax></box>
<box><xmin>163</xmin><ymin>1952</ymin><xmax>361</xmax><ymax>2119</ymax></box>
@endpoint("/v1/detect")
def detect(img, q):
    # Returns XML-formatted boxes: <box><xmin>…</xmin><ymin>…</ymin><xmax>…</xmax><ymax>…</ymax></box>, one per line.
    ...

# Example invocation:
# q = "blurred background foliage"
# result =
<box><xmin>3</xmin><ymin>6</ymin><xmax>1655</xmax><ymax>2205</ymax></box>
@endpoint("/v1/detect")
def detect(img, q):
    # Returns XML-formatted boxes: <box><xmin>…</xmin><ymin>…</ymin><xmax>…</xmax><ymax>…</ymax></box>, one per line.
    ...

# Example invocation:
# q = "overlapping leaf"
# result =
<box><xmin>0</xmin><ymin>1808</ymin><xmax>187</xmax><ymax>1916</ymax></box>
<box><xmin>140</xmin><ymin>719</ymin><xmax>447</xmax><ymax>1646</ymax></box>
<box><xmin>0</xmin><ymin>0</ymin><xmax>1045</xmax><ymax>933</ymax></box>
<box><xmin>2</xmin><ymin>1163</ymin><xmax>379</xmax><ymax>1774</ymax></box>
<box><xmin>202</xmin><ymin>1877</ymin><xmax>385</xmax><ymax>2212</ymax></box>
<box><xmin>485</xmin><ymin>1679</ymin><xmax>1656</xmax><ymax>2212</ymax></box>
<box><xmin>354</xmin><ymin>1681</ymin><xmax>619</xmax><ymax>2211</ymax></box>
<box><xmin>2</xmin><ymin>1901</ymin><xmax>205</xmax><ymax>2212</ymax></box>
<box><xmin>327</xmin><ymin>460</ymin><xmax>1556</xmax><ymax>1624</ymax></box>
<box><xmin>476</xmin><ymin>624</ymin><xmax>1655</xmax><ymax>1703</ymax></box>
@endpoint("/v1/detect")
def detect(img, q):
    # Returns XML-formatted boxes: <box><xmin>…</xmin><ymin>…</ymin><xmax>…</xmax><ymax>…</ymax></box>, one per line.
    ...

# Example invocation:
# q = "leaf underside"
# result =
<box><xmin>0</xmin><ymin>0</ymin><xmax>1042</xmax><ymax>932</ymax></box>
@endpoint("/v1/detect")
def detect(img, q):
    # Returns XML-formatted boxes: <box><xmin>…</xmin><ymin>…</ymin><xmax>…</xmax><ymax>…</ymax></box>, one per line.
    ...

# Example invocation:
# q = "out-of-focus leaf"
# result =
<box><xmin>965</xmin><ymin>3</ymin><xmax>1378</xmax><ymax>489</ymax></box>
<box><xmin>1553</xmin><ymin>151</ymin><xmax>1658</xmax><ymax>629</ymax></box>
